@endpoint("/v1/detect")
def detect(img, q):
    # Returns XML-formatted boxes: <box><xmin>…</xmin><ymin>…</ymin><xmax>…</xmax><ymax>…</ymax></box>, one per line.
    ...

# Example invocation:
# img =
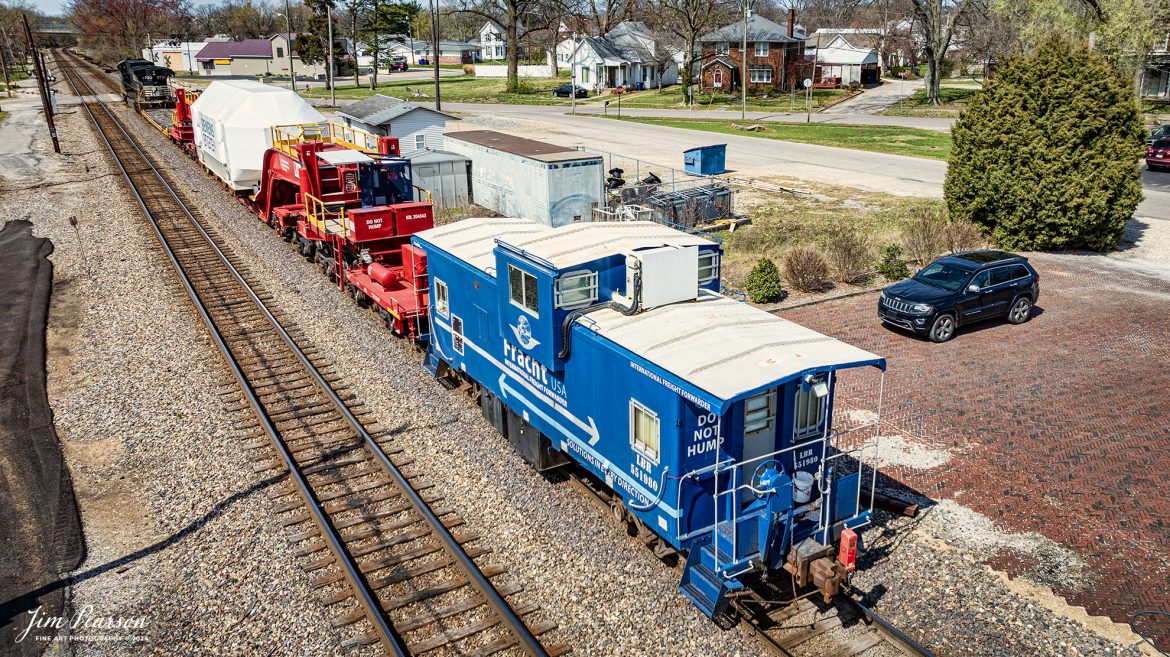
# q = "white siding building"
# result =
<box><xmin>479</xmin><ymin>20</ymin><xmax>507</xmax><ymax>61</ymax></box>
<box><xmin>444</xmin><ymin>130</ymin><xmax>604</xmax><ymax>227</ymax></box>
<box><xmin>561</xmin><ymin>22</ymin><xmax>681</xmax><ymax>91</ymax></box>
<box><xmin>335</xmin><ymin>94</ymin><xmax>459</xmax><ymax>156</ymax></box>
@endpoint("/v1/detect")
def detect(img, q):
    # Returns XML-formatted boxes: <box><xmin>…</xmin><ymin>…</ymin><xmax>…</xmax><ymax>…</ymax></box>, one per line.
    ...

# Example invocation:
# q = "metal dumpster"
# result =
<box><xmin>683</xmin><ymin>144</ymin><xmax>726</xmax><ymax>176</ymax></box>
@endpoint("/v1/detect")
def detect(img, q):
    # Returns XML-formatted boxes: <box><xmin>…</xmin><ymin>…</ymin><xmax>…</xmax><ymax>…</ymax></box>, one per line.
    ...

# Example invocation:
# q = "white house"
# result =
<box><xmin>334</xmin><ymin>94</ymin><xmax>460</xmax><ymax>156</ymax></box>
<box><xmin>562</xmin><ymin>22</ymin><xmax>681</xmax><ymax>91</ymax></box>
<box><xmin>479</xmin><ymin>20</ymin><xmax>507</xmax><ymax>61</ymax></box>
<box><xmin>811</xmin><ymin>33</ymin><xmax>880</xmax><ymax>85</ymax></box>
<box><xmin>142</xmin><ymin>40</ymin><xmax>215</xmax><ymax>73</ymax></box>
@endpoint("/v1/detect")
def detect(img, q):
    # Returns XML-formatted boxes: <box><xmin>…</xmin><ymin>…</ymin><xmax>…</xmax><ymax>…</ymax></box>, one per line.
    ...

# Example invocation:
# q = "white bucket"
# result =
<box><xmin>793</xmin><ymin>471</ymin><xmax>815</xmax><ymax>504</ymax></box>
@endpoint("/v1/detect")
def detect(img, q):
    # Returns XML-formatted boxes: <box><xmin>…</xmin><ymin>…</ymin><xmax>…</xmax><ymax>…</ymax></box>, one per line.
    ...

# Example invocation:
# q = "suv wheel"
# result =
<box><xmin>928</xmin><ymin>314</ymin><xmax>956</xmax><ymax>343</ymax></box>
<box><xmin>1007</xmin><ymin>296</ymin><xmax>1033</xmax><ymax>324</ymax></box>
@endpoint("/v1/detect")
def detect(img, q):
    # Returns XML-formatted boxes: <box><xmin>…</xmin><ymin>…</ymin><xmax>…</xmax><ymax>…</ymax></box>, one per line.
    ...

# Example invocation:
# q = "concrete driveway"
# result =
<box><xmin>822</xmin><ymin>77</ymin><xmax>926</xmax><ymax>114</ymax></box>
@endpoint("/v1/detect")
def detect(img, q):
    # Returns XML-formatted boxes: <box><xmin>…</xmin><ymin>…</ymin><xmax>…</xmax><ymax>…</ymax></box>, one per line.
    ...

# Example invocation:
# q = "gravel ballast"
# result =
<box><xmin>3</xmin><ymin>77</ymin><xmax>345</xmax><ymax>655</ymax></box>
<box><xmin>13</xmin><ymin>68</ymin><xmax>1159</xmax><ymax>656</ymax></box>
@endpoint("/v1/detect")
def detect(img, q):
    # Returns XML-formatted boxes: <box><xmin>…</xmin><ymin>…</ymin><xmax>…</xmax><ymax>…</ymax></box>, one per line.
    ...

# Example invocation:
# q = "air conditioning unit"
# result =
<box><xmin>626</xmin><ymin>245</ymin><xmax>699</xmax><ymax>309</ymax></box>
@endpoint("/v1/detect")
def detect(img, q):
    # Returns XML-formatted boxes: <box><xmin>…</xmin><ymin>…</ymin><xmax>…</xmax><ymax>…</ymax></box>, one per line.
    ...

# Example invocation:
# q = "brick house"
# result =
<box><xmin>698</xmin><ymin>14</ymin><xmax>807</xmax><ymax>93</ymax></box>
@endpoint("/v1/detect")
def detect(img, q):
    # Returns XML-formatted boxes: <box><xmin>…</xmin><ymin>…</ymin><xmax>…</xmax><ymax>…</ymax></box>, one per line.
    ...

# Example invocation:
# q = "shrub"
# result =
<box><xmin>944</xmin><ymin>34</ymin><xmax>1144</xmax><ymax>251</ymax></box>
<box><xmin>902</xmin><ymin>205</ymin><xmax>948</xmax><ymax>265</ymax></box>
<box><xmin>825</xmin><ymin>224</ymin><xmax>874</xmax><ymax>284</ymax></box>
<box><xmin>943</xmin><ymin>219</ymin><xmax>986</xmax><ymax>253</ymax></box>
<box><xmin>463</xmin><ymin>64</ymin><xmax>475</xmax><ymax>76</ymax></box>
<box><xmin>876</xmin><ymin>244</ymin><xmax>910</xmax><ymax>280</ymax></box>
<box><xmin>745</xmin><ymin>258</ymin><xmax>785</xmax><ymax>303</ymax></box>
<box><xmin>783</xmin><ymin>246</ymin><xmax>832</xmax><ymax>293</ymax></box>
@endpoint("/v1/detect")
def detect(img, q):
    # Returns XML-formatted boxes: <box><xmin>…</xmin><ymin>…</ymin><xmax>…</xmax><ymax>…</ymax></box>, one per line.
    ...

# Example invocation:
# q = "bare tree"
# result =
<box><xmin>908</xmin><ymin>0</ymin><xmax>977</xmax><ymax>103</ymax></box>
<box><xmin>67</xmin><ymin>0</ymin><xmax>188</xmax><ymax>62</ymax></box>
<box><xmin>453</xmin><ymin>0</ymin><xmax>553</xmax><ymax>92</ymax></box>
<box><xmin>654</xmin><ymin>0</ymin><xmax>730</xmax><ymax>98</ymax></box>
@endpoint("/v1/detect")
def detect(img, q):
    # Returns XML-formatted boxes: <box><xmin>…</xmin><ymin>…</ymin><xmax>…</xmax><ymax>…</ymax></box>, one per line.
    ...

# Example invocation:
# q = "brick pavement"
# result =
<box><xmin>779</xmin><ymin>253</ymin><xmax>1170</xmax><ymax>649</ymax></box>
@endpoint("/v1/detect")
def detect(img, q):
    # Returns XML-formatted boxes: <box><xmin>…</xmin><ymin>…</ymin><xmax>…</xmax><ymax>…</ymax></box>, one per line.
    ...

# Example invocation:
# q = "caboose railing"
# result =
<box><xmin>270</xmin><ymin>122</ymin><xmax>384</xmax><ymax>158</ymax></box>
<box><xmin>304</xmin><ymin>192</ymin><xmax>350</xmax><ymax>237</ymax></box>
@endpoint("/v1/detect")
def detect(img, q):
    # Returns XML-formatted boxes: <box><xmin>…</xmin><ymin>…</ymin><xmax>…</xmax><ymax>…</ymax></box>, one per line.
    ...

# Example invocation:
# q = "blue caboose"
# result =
<box><xmin>413</xmin><ymin>218</ymin><xmax>887</xmax><ymax>618</ymax></box>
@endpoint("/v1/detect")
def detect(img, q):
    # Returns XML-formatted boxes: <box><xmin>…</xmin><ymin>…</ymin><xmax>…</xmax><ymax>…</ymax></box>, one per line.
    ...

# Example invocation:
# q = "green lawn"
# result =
<box><xmin>579</xmin><ymin>85</ymin><xmax>850</xmax><ymax>112</ymax></box>
<box><xmin>882</xmin><ymin>87</ymin><xmax>979</xmax><ymax>118</ymax></box>
<box><xmin>609</xmin><ymin>117</ymin><xmax>952</xmax><ymax>160</ymax></box>
<box><xmin>302</xmin><ymin>74</ymin><xmax>576</xmax><ymax>105</ymax></box>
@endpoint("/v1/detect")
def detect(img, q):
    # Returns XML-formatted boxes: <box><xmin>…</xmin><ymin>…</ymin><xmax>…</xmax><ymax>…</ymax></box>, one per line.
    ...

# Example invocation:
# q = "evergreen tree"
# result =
<box><xmin>745</xmin><ymin>258</ymin><xmax>784</xmax><ymax>304</ymax></box>
<box><xmin>944</xmin><ymin>35</ymin><xmax>1145</xmax><ymax>251</ymax></box>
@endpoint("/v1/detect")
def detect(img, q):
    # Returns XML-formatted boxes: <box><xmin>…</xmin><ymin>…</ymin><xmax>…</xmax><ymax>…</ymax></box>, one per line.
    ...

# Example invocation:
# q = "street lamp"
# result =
<box><xmin>277</xmin><ymin>2</ymin><xmax>296</xmax><ymax>91</ymax></box>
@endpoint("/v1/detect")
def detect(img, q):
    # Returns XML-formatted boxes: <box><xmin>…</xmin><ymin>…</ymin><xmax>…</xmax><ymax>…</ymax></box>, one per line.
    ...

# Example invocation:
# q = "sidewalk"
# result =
<box><xmin>552</xmin><ymin>103</ymin><xmax>954</xmax><ymax>131</ymax></box>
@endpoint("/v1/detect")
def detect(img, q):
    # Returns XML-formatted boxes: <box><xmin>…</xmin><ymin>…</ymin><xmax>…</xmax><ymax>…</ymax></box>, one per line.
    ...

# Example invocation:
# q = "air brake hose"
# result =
<box><xmin>556</xmin><ymin>270</ymin><xmax>642</xmax><ymax>360</ymax></box>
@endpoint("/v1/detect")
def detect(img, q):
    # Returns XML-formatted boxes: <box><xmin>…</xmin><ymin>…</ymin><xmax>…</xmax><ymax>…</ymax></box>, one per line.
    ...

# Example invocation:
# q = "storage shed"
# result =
<box><xmin>191</xmin><ymin>80</ymin><xmax>324</xmax><ymax>191</ymax></box>
<box><xmin>408</xmin><ymin>150</ymin><xmax>470</xmax><ymax>211</ymax></box>
<box><xmin>335</xmin><ymin>94</ymin><xmax>459</xmax><ymax>156</ymax></box>
<box><xmin>443</xmin><ymin>130</ymin><xmax>605</xmax><ymax>227</ymax></box>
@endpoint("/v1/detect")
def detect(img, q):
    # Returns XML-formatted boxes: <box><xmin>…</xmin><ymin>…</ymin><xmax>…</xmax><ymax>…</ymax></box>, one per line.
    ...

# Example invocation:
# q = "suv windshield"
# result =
<box><xmin>913</xmin><ymin>262</ymin><xmax>973</xmax><ymax>292</ymax></box>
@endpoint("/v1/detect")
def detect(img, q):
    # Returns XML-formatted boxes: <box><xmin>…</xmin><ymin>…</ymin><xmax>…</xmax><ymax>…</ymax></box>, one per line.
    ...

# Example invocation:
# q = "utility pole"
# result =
<box><xmin>570</xmin><ymin>34</ymin><xmax>577</xmax><ymax>114</ymax></box>
<box><xmin>22</xmin><ymin>14</ymin><xmax>58</xmax><ymax>153</ymax></box>
<box><xmin>741</xmin><ymin>0</ymin><xmax>748</xmax><ymax>120</ymax></box>
<box><xmin>326</xmin><ymin>4</ymin><xmax>336</xmax><ymax>105</ymax></box>
<box><xmin>282</xmin><ymin>0</ymin><xmax>297</xmax><ymax>90</ymax></box>
<box><xmin>0</xmin><ymin>34</ymin><xmax>11</xmax><ymax>99</ymax></box>
<box><xmin>430</xmin><ymin>0</ymin><xmax>440</xmax><ymax>111</ymax></box>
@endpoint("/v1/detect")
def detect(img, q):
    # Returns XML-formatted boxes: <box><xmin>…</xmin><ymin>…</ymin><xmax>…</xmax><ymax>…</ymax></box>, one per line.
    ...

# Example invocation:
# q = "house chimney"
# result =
<box><xmin>787</xmin><ymin>9</ymin><xmax>794</xmax><ymax>38</ymax></box>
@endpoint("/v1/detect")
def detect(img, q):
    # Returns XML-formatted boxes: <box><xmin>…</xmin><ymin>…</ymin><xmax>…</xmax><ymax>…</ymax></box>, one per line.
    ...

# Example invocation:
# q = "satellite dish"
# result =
<box><xmin>803</xmin><ymin>78</ymin><xmax>813</xmax><ymax>89</ymax></box>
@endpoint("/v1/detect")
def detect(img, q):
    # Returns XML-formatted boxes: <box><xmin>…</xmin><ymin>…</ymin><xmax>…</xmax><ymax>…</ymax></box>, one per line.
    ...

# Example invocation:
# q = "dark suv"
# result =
<box><xmin>878</xmin><ymin>250</ymin><xmax>1040</xmax><ymax>343</ymax></box>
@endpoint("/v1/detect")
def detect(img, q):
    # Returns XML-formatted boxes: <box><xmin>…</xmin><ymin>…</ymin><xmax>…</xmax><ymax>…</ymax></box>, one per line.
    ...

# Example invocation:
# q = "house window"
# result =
<box><xmin>749</xmin><ymin>67</ymin><xmax>773</xmax><ymax>84</ymax></box>
<box><xmin>713</xmin><ymin>68</ymin><xmax>723</xmax><ymax>88</ymax></box>
<box><xmin>451</xmin><ymin>314</ymin><xmax>464</xmax><ymax>355</ymax></box>
<box><xmin>415</xmin><ymin>134</ymin><xmax>426</xmax><ymax>150</ymax></box>
<box><xmin>630</xmin><ymin>400</ymin><xmax>660</xmax><ymax>463</ymax></box>
<box><xmin>434</xmin><ymin>279</ymin><xmax>449</xmax><ymax>318</ymax></box>
<box><xmin>698</xmin><ymin>252</ymin><xmax>720</xmax><ymax>284</ymax></box>
<box><xmin>715</xmin><ymin>41</ymin><xmax>729</xmax><ymax>55</ymax></box>
<box><xmin>276</xmin><ymin>47</ymin><xmax>284</xmax><ymax>59</ymax></box>
<box><xmin>744</xmin><ymin>392</ymin><xmax>774</xmax><ymax>434</ymax></box>
<box><xmin>581</xmin><ymin>67</ymin><xmax>590</xmax><ymax>83</ymax></box>
<box><xmin>794</xmin><ymin>385</ymin><xmax>827</xmax><ymax>440</ymax></box>
<box><xmin>508</xmin><ymin>264</ymin><xmax>539</xmax><ymax>315</ymax></box>
<box><xmin>754</xmin><ymin>42</ymin><xmax>769</xmax><ymax>57</ymax></box>
<box><xmin>555</xmin><ymin>270</ymin><xmax>598</xmax><ymax>309</ymax></box>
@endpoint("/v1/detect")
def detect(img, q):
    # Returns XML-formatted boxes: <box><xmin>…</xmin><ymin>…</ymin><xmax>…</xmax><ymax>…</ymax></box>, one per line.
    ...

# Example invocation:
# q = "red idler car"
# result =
<box><xmin>1146</xmin><ymin>138</ymin><xmax>1170</xmax><ymax>171</ymax></box>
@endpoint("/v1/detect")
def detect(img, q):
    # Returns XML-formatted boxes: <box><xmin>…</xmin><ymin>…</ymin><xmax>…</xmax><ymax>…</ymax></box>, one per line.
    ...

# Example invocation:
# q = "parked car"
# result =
<box><xmin>1148</xmin><ymin>124</ymin><xmax>1170</xmax><ymax>145</ymax></box>
<box><xmin>552</xmin><ymin>83</ymin><xmax>589</xmax><ymax>98</ymax></box>
<box><xmin>1147</xmin><ymin>138</ymin><xmax>1170</xmax><ymax>171</ymax></box>
<box><xmin>388</xmin><ymin>56</ymin><xmax>409</xmax><ymax>71</ymax></box>
<box><xmin>878</xmin><ymin>250</ymin><xmax>1040</xmax><ymax>343</ymax></box>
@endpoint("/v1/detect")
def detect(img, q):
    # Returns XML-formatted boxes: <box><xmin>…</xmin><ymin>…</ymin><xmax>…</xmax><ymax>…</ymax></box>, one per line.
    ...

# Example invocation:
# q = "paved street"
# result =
<box><xmin>822</xmin><ymin>77</ymin><xmax>926</xmax><ymax>114</ymax></box>
<box><xmin>445</xmin><ymin>103</ymin><xmax>1170</xmax><ymax>222</ymax></box>
<box><xmin>779</xmin><ymin>253</ymin><xmax>1170</xmax><ymax>648</ymax></box>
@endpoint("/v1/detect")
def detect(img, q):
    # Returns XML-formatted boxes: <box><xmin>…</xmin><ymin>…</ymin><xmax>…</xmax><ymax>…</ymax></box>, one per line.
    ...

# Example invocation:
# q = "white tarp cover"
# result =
<box><xmin>191</xmin><ymin>80</ymin><xmax>325</xmax><ymax>190</ymax></box>
<box><xmin>318</xmin><ymin>149</ymin><xmax>374</xmax><ymax>165</ymax></box>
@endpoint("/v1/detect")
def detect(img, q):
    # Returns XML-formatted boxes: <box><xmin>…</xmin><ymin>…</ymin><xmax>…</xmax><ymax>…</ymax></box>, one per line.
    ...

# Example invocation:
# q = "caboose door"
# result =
<box><xmin>742</xmin><ymin>389</ymin><xmax>777</xmax><ymax>466</ymax></box>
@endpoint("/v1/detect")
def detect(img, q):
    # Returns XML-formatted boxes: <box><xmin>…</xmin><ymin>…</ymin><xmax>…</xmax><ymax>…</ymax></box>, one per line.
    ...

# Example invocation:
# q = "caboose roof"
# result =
<box><xmin>587</xmin><ymin>294</ymin><xmax>884</xmax><ymax>404</ymax></box>
<box><xmin>416</xmin><ymin>217</ymin><xmax>552</xmax><ymax>272</ymax></box>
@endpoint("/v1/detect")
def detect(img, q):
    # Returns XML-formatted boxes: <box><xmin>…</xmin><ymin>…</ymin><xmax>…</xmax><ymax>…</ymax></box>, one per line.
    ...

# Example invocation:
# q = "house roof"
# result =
<box><xmin>700</xmin><ymin>15</ymin><xmax>802</xmax><ymax>43</ymax></box>
<box><xmin>406</xmin><ymin>149</ymin><xmax>470</xmax><ymax>165</ymax></box>
<box><xmin>195</xmin><ymin>35</ymin><xmax>303</xmax><ymax>60</ymax></box>
<box><xmin>576</xmin><ymin>21</ymin><xmax>661</xmax><ymax>65</ymax></box>
<box><xmin>701</xmin><ymin>55</ymin><xmax>736</xmax><ymax>70</ymax></box>
<box><xmin>816</xmin><ymin>44</ymin><xmax>879</xmax><ymax>65</ymax></box>
<box><xmin>808</xmin><ymin>30</ymin><xmax>881</xmax><ymax>50</ymax></box>
<box><xmin>335</xmin><ymin>93</ymin><xmax>459</xmax><ymax>126</ymax></box>
<box><xmin>445</xmin><ymin>130</ymin><xmax>601</xmax><ymax>164</ymax></box>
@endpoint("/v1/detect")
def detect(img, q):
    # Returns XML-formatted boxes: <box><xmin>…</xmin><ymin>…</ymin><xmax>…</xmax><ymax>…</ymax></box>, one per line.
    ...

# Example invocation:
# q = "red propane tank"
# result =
<box><xmin>369</xmin><ymin>262</ymin><xmax>399</xmax><ymax>288</ymax></box>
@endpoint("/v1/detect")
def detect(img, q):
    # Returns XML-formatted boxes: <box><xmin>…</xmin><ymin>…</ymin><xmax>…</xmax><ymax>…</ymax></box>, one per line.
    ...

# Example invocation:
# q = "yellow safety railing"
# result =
<box><xmin>413</xmin><ymin>185</ymin><xmax>432</xmax><ymax>204</ymax></box>
<box><xmin>270</xmin><ymin>122</ymin><xmax>384</xmax><ymax>158</ymax></box>
<box><xmin>304</xmin><ymin>192</ymin><xmax>351</xmax><ymax>237</ymax></box>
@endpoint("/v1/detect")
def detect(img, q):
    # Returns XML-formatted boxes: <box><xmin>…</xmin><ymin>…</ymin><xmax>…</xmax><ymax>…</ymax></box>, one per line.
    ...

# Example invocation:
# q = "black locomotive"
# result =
<box><xmin>116</xmin><ymin>58</ymin><xmax>173</xmax><ymax>108</ymax></box>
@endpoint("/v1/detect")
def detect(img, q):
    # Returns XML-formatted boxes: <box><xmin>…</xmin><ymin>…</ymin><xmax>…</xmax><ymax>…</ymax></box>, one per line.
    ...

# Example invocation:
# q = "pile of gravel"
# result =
<box><xmin>3</xmin><ymin>87</ymin><xmax>343</xmax><ymax>655</ymax></box>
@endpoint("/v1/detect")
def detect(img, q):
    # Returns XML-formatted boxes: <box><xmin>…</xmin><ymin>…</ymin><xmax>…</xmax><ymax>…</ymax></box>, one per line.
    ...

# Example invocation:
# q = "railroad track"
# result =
<box><xmin>567</xmin><ymin>474</ymin><xmax>933</xmax><ymax>657</ymax></box>
<box><xmin>55</xmin><ymin>49</ymin><xmax>566</xmax><ymax>657</ymax></box>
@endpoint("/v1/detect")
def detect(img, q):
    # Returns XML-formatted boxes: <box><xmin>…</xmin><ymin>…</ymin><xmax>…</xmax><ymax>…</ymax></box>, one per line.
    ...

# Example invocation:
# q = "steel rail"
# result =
<box><xmin>57</xmin><ymin>50</ymin><xmax>550</xmax><ymax>657</ymax></box>
<box><xmin>54</xmin><ymin>50</ymin><xmax>405</xmax><ymax>655</ymax></box>
<box><xmin>843</xmin><ymin>597</ymin><xmax>936</xmax><ymax>657</ymax></box>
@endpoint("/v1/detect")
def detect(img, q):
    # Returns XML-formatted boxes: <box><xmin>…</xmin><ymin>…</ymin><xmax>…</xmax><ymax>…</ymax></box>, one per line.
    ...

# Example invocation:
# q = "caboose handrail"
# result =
<box><xmin>303</xmin><ymin>192</ymin><xmax>350</xmax><ymax>236</ymax></box>
<box><xmin>270</xmin><ymin>121</ymin><xmax>385</xmax><ymax>158</ymax></box>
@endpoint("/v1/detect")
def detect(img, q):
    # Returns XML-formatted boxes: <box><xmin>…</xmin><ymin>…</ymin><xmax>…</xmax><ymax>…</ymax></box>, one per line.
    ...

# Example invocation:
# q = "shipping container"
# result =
<box><xmin>443</xmin><ymin>130</ymin><xmax>604</xmax><ymax>227</ymax></box>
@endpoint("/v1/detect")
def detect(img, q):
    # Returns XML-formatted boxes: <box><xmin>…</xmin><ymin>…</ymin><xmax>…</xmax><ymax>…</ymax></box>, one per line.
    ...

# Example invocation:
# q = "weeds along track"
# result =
<box><xmin>55</xmin><ymin>48</ymin><xmax>566</xmax><ymax>657</ymax></box>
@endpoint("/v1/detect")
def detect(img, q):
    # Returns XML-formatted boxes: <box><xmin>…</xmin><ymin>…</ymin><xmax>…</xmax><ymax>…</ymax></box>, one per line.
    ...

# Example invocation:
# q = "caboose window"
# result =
<box><xmin>434</xmin><ymin>279</ymin><xmax>449</xmax><ymax>318</ymax></box>
<box><xmin>451</xmin><ymin>315</ymin><xmax>464</xmax><ymax>355</ymax></box>
<box><xmin>630</xmin><ymin>401</ymin><xmax>660</xmax><ymax>463</ymax></box>
<box><xmin>555</xmin><ymin>271</ymin><xmax>597</xmax><ymax>309</ymax></box>
<box><xmin>508</xmin><ymin>265</ymin><xmax>539</xmax><ymax>315</ymax></box>
<box><xmin>794</xmin><ymin>387</ymin><xmax>827</xmax><ymax>440</ymax></box>
<box><xmin>698</xmin><ymin>252</ymin><xmax>720</xmax><ymax>284</ymax></box>
<box><xmin>744</xmin><ymin>392</ymin><xmax>774</xmax><ymax>433</ymax></box>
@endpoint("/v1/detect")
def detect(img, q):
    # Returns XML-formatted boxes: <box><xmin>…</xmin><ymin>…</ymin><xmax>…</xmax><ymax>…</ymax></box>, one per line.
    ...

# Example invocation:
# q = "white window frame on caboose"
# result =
<box><xmin>630</xmin><ymin>399</ymin><xmax>660</xmax><ymax>464</ymax></box>
<box><xmin>698</xmin><ymin>252</ymin><xmax>720</xmax><ymax>284</ymax></box>
<box><xmin>508</xmin><ymin>264</ymin><xmax>540</xmax><ymax>317</ymax></box>
<box><xmin>434</xmin><ymin>279</ymin><xmax>449</xmax><ymax>318</ymax></box>
<box><xmin>555</xmin><ymin>270</ymin><xmax>598</xmax><ymax>309</ymax></box>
